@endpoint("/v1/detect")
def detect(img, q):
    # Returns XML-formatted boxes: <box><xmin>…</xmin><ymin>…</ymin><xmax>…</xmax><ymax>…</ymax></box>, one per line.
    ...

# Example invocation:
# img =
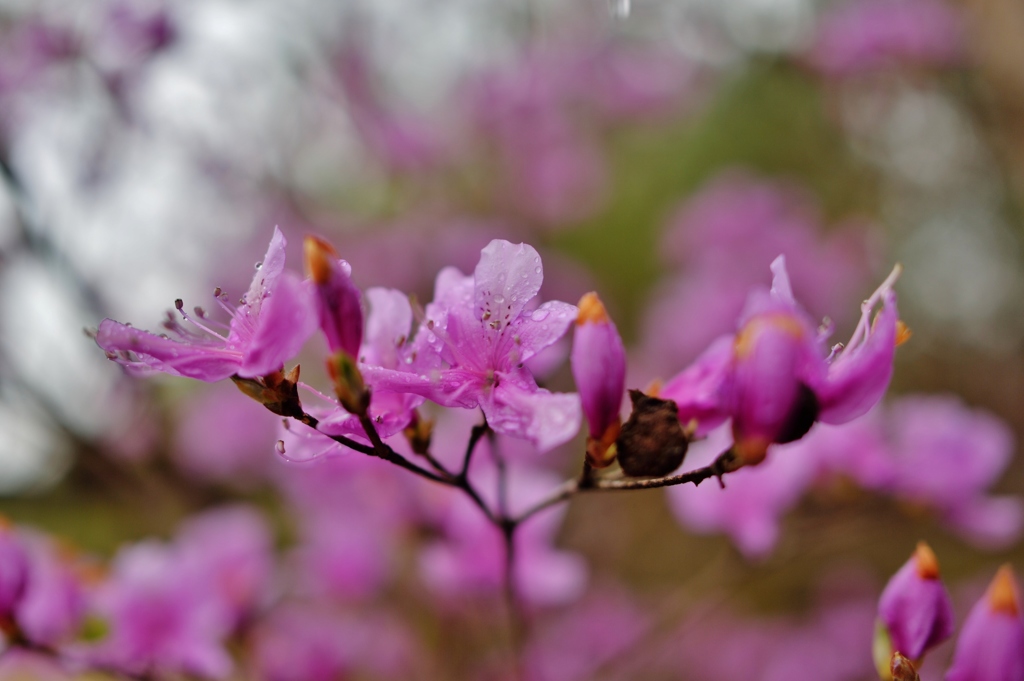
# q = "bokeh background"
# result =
<box><xmin>0</xmin><ymin>0</ymin><xmax>1022</xmax><ymax>679</ymax></box>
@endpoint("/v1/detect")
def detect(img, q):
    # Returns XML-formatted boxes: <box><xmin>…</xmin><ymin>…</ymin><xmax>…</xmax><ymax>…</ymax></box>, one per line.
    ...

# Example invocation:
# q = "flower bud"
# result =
<box><xmin>327</xmin><ymin>350</ymin><xmax>369</xmax><ymax>416</ymax></box>
<box><xmin>231</xmin><ymin>366</ymin><xmax>304</xmax><ymax>419</ymax></box>
<box><xmin>876</xmin><ymin>542</ymin><xmax>954</xmax><ymax>666</ymax></box>
<box><xmin>945</xmin><ymin>565</ymin><xmax>1024</xmax><ymax>681</ymax></box>
<box><xmin>403</xmin><ymin>411</ymin><xmax>433</xmax><ymax>456</ymax></box>
<box><xmin>616</xmin><ymin>390</ymin><xmax>688</xmax><ymax>477</ymax></box>
<box><xmin>304</xmin><ymin>235</ymin><xmax>363</xmax><ymax>357</ymax></box>
<box><xmin>571</xmin><ymin>293</ymin><xmax>626</xmax><ymax>468</ymax></box>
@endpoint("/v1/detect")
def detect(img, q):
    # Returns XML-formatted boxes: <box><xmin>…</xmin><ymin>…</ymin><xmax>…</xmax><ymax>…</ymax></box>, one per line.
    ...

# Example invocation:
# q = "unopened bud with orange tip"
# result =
<box><xmin>303</xmin><ymin>235</ymin><xmax>363</xmax><ymax>357</ymax></box>
<box><xmin>875</xmin><ymin>541</ymin><xmax>954</xmax><ymax>674</ymax></box>
<box><xmin>571</xmin><ymin>292</ymin><xmax>627</xmax><ymax>468</ymax></box>
<box><xmin>945</xmin><ymin>564</ymin><xmax>1024</xmax><ymax>681</ymax></box>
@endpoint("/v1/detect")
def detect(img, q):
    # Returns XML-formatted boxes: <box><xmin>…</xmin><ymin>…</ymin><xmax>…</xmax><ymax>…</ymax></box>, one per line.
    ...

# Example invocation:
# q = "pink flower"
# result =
<box><xmin>877</xmin><ymin>542</ymin><xmax>955</xmax><ymax>661</ymax></box>
<box><xmin>945</xmin><ymin>566</ymin><xmax>1024</xmax><ymax>681</ymax></box>
<box><xmin>660</xmin><ymin>256</ymin><xmax>901</xmax><ymax>464</ymax></box>
<box><xmin>809</xmin><ymin>0</ymin><xmax>963</xmax><ymax>77</ymax></box>
<box><xmin>97</xmin><ymin>228</ymin><xmax>317</xmax><ymax>382</ymax></box>
<box><xmin>364</xmin><ymin>239</ymin><xmax>581</xmax><ymax>453</ymax></box>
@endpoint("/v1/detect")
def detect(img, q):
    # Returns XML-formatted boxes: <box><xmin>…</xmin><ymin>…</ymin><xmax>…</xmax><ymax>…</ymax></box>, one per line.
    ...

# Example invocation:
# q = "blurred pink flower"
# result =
<box><xmin>667</xmin><ymin>424</ymin><xmax>815</xmax><ymax>558</ymax></box>
<box><xmin>172</xmin><ymin>383</ymin><xmax>280</xmax><ymax>484</ymax></box>
<box><xmin>809</xmin><ymin>0</ymin><xmax>963</xmax><ymax>77</ymax></box>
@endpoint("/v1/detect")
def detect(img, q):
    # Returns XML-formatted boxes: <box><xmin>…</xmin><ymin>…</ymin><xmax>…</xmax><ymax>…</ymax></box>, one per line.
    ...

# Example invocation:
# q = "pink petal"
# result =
<box><xmin>659</xmin><ymin>335</ymin><xmax>736</xmax><ymax>436</ymax></box>
<box><xmin>239</xmin><ymin>272</ymin><xmax>318</xmax><ymax>377</ymax></box>
<box><xmin>361</xmin><ymin>288</ymin><xmax>412</xmax><ymax>368</ymax></box>
<box><xmin>485</xmin><ymin>376</ymin><xmax>581</xmax><ymax>453</ymax></box>
<box><xmin>816</xmin><ymin>290</ymin><xmax>897</xmax><ymax>424</ymax></box>
<box><xmin>473</xmin><ymin>240</ymin><xmax>543</xmax><ymax>336</ymax></box>
<box><xmin>97</xmin><ymin>319</ymin><xmax>241</xmax><ymax>381</ymax></box>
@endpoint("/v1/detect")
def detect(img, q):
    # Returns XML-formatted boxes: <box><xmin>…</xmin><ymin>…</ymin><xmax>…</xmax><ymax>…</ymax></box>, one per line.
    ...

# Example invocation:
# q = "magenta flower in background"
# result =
<box><xmin>570</xmin><ymin>292</ymin><xmax>626</xmax><ymax>467</ymax></box>
<box><xmin>0</xmin><ymin>524</ymin><xmax>28</xmax><ymax>618</ymax></box>
<box><xmin>332</xmin><ymin>31</ymin><xmax>443</xmax><ymax>174</ymax></box>
<box><xmin>88</xmin><ymin>540</ymin><xmax>234</xmax><ymax>680</ymax></box>
<box><xmin>416</xmin><ymin>410</ymin><xmax>586</xmax><ymax>608</ymax></box>
<box><xmin>97</xmin><ymin>228</ymin><xmax>317</xmax><ymax>381</ymax></box>
<box><xmin>14</xmin><ymin>535</ymin><xmax>88</xmax><ymax>648</ymax></box>
<box><xmin>419</xmin><ymin>459</ymin><xmax>587</xmax><ymax>608</ymax></box>
<box><xmin>363</xmin><ymin>239</ymin><xmax>581</xmax><ymax>453</ymax></box>
<box><xmin>519</xmin><ymin>587</ymin><xmax>651</xmax><ymax>681</ymax></box>
<box><xmin>660</xmin><ymin>256</ymin><xmax>900</xmax><ymax>464</ymax></box>
<box><xmin>666</xmin><ymin>424</ymin><xmax>816</xmax><ymax>558</ymax></box>
<box><xmin>945</xmin><ymin>566</ymin><xmax>1024</xmax><ymax>681</ymax></box>
<box><xmin>877</xmin><ymin>542</ymin><xmax>955</xmax><ymax>661</ymax></box>
<box><xmin>809</xmin><ymin>0</ymin><xmax>963</xmax><ymax>77</ymax></box>
<box><xmin>666</xmin><ymin>576</ymin><xmax>877</xmax><ymax>681</ymax></box>
<box><xmin>174</xmin><ymin>506</ymin><xmax>274</xmax><ymax>627</ymax></box>
<box><xmin>172</xmin><ymin>383</ymin><xmax>280</xmax><ymax>484</ymax></box>
<box><xmin>883</xmin><ymin>396</ymin><xmax>1022</xmax><ymax>548</ymax></box>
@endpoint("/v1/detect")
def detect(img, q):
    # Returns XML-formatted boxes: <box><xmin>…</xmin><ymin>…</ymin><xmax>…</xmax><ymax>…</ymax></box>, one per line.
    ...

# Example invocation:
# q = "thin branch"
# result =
<box><xmin>512</xmin><ymin>448</ymin><xmax>740</xmax><ymax>525</ymax></box>
<box><xmin>460</xmin><ymin>420</ymin><xmax>490</xmax><ymax>477</ymax></box>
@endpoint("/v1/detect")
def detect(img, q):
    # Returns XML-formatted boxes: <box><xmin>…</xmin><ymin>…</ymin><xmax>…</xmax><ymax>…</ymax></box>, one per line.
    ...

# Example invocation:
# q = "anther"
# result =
<box><xmin>174</xmin><ymin>299</ymin><xmax>184</xmax><ymax>311</ymax></box>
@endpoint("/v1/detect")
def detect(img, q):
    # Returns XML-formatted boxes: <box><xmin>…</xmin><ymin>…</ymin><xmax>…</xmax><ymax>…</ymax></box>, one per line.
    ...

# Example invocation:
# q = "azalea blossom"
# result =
<box><xmin>363</xmin><ymin>239</ymin><xmax>582</xmax><ymax>453</ymax></box>
<box><xmin>96</xmin><ymin>228</ymin><xmax>317</xmax><ymax>382</ymax></box>
<box><xmin>660</xmin><ymin>255</ymin><xmax>901</xmax><ymax>463</ymax></box>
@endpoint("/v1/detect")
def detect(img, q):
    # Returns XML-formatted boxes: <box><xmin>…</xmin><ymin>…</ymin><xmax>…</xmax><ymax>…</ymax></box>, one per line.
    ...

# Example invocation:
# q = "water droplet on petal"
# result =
<box><xmin>534</xmin><ymin>266</ymin><xmax>542</xmax><ymax>274</ymax></box>
<box><xmin>255</xmin><ymin>261</ymin><xmax>263</xmax><ymax>269</ymax></box>
<box><xmin>494</xmin><ymin>295</ymin><xmax>505</xmax><ymax>304</ymax></box>
<box><xmin>531</xmin><ymin>309</ymin><xmax>550</xmax><ymax>322</ymax></box>
<box><xmin>609</xmin><ymin>0</ymin><xmax>630</xmax><ymax>17</ymax></box>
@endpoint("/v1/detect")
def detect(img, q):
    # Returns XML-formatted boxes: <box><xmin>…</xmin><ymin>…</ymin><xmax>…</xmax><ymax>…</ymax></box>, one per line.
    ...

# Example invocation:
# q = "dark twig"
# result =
<box><xmin>460</xmin><ymin>421</ymin><xmax>490</xmax><ymax>477</ymax></box>
<box><xmin>512</xmin><ymin>448</ymin><xmax>740</xmax><ymax>524</ymax></box>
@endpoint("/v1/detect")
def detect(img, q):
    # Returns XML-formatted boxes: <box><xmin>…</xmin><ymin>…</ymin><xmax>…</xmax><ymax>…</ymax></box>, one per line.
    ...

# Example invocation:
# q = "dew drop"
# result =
<box><xmin>255</xmin><ymin>261</ymin><xmax>263</xmax><ymax>270</ymax></box>
<box><xmin>494</xmin><ymin>295</ymin><xmax>505</xmax><ymax>304</ymax></box>
<box><xmin>609</xmin><ymin>0</ymin><xmax>630</xmax><ymax>17</ymax></box>
<box><xmin>510</xmin><ymin>294</ymin><xmax>517</xmax><ymax>302</ymax></box>
<box><xmin>534</xmin><ymin>266</ymin><xmax>542</xmax><ymax>274</ymax></box>
<box><xmin>531</xmin><ymin>309</ymin><xmax>550</xmax><ymax>322</ymax></box>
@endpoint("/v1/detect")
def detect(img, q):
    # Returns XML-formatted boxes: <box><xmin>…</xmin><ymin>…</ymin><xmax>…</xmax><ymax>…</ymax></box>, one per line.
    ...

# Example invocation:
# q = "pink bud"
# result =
<box><xmin>877</xmin><ymin>542</ymin><xmax>954</xmax><ymax>662</ymax></box>
<box><xmin>570</xmin><ymin>293</ymin><xmax>625</xmax><ymax>467</ymax></box>
<box><xmin>304</xmin><ymin>236</ymin><xmax>363</xmax><ymax>357</ymax></box>
<box><xmin>946</xmin><ymin>565</ymin><xmax>1024</xmax><ymax>681</ymax></box>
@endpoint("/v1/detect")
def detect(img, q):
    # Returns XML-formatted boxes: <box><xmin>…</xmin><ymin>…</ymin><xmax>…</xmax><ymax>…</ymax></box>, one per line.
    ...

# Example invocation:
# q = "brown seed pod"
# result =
<box><xmin>615</xmin><ymin>390</ymin><xmax>688</xmax><ymax>477</ymax></box>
